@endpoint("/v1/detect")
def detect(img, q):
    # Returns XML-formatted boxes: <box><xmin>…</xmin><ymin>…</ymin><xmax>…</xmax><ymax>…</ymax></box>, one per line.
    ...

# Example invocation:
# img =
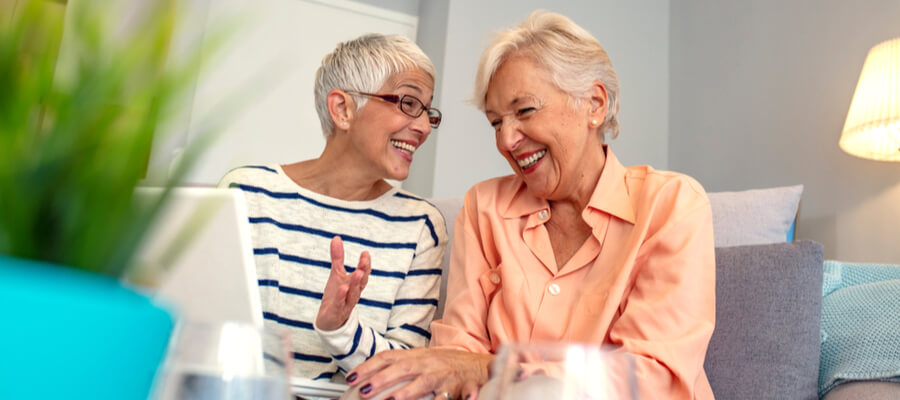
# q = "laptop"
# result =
<box><xmin>134</xmin><ymin>187</ymin><xmax>263</xmax><ymax>327</ymax></box>
<box><xmin>292</xmin><ymin>378</ymin><xmax>348</xmax><ymax>399</ymax></box>
<box><xmin>134</xmin><ymin>187</ymin><xmax>349</xmax><ymax>398</ymax></box>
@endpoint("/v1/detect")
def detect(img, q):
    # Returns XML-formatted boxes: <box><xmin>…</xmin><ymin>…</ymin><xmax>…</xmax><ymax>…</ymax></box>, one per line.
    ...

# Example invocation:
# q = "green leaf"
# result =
<box><xmin>0</xmin><ymin>1</ymin><xmax>236</xmax><ymax>277</ymax></box>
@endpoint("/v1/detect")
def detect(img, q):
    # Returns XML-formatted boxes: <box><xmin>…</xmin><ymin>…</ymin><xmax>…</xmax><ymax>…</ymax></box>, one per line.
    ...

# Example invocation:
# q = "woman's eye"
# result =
<box><xmin>516</xmin><ymin>107</ymin><xmax>536</xmax><ymax>116</ymax></box>
<box><xmin>490</xmin><ymin>120</ymin><xmax>502</xmax><ymax>128</ymax></box>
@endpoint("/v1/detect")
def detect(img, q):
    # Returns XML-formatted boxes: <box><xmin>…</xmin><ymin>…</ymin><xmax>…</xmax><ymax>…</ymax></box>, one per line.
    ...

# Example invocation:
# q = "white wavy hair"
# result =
<box><xmin>314</xmin><ymin>34</ymin><xmax>435</xmax><ymax>137</ymax></box>
<box><xmin>472</xmin><ymin>10</ymin><xmax>621</xmax><ymax>139</ymax></box>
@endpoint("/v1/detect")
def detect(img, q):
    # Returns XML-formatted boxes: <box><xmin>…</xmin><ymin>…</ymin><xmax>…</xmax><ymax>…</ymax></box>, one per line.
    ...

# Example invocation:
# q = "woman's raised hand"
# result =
<box><xmin>316</xmin><ymin>236</ymin><xmax>371</xmax><ymax>331</ymax></box>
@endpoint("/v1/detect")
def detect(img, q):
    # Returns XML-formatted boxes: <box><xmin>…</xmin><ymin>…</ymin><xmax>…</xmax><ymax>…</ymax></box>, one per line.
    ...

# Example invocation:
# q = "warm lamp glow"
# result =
<box><xmin>839</xmin><ymin>38</ymin><xmax>900</xmax><ymax>161</ymax></box>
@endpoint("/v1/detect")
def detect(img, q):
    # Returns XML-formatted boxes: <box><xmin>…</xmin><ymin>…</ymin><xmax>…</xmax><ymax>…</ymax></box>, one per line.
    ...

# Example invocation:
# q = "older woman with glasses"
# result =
<box><xmin>219</xmin><ymin>33</ymin><xmax>448</xmax><ymax>382</ymax></box>
<box><xmin>344</xmin><ymin>11</ymin><xmax>715</xmax><ymax>400</ymax></box>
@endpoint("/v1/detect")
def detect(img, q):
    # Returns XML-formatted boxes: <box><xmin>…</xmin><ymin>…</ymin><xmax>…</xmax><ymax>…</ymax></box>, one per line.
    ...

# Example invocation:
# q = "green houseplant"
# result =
<box><xmin>0</xmin><ymin>1</ymin><xmax>222</xmax><ymax>398</ymax></box>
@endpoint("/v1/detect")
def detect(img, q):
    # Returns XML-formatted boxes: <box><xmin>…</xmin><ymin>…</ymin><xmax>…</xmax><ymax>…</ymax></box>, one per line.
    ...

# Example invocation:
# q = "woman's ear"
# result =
<box><xmin>327</xmin><ymin>89</ymin><xmax>355</xmax><ymax>132</ymax></box>
<box><xmin>589</xmin><ymin>81</ymin><xmax>608</xmax><ymax>125</ymax></box>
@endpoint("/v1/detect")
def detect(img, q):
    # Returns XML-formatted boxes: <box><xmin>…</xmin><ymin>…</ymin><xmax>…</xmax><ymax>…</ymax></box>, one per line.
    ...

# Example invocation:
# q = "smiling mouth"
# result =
<box><xmin>517</xmin><ymin>149</ymin><xmax>547</xmax><ymax>170</ymax></box>
<box><xmin>391</xmin><ymin>139</ymin><xmax>416</xmax><ymax>156</ymax></box>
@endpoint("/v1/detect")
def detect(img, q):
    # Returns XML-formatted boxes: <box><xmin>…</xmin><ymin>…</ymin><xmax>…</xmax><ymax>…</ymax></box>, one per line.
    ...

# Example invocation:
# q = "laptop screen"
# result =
<box><xmin>133</xmin><ymin>187</ymin><xmax>263</xmax><ymax>327</ymax></box>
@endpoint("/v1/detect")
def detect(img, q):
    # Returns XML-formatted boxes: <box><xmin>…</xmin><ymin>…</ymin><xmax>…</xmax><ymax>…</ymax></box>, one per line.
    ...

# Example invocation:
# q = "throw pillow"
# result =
<box><xmin>705</xmin><ymin>240</ymin><xmax>824</xmax><ymax>400</ymax></box>
<box><xmin>819</xmin><ymin>261</ymin><xmax>900</xmax><ymax>397</ymax></box>
<box><xmin>708</xmin><ymin>185</ymin><xmax>803</xmax><ymax>247</ymax></box>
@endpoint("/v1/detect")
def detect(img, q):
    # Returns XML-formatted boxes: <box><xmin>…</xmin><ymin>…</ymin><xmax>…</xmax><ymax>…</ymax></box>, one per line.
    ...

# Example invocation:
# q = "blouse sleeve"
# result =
<box><xmin>607</xmin><ymin>181</ymin><xmax>716</xmax><ymax>399</ymax></box>
<box><xmin>430</xmin><ymin>188</ymin><xmax>495</xmax><ymax>353</ymax></box>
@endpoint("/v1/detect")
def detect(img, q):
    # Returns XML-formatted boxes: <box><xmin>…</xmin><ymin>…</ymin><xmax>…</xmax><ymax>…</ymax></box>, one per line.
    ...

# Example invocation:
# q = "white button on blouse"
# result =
<box><xmin>548</xmin><ymin>283</ymin><xmax>561</xmax><ymax>295</ymax></box>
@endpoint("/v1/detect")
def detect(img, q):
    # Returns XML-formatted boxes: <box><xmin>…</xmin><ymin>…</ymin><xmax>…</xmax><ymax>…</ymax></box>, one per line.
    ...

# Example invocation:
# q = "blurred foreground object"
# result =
<box><xmin>0</xmin><ymin>0</ymin><xmax>213</xmax><ymax>276</ymax></box>
<box><xmin>0</xmin><ymin>1</ymin><xmax>225</xmax><ymax>399</ymax></box>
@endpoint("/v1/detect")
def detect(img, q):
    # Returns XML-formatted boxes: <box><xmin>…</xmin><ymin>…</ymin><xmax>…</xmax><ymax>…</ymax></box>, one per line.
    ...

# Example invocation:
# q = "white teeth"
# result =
<box><xmin>391</xmin><ymin>140</ymin><xmax>416</xmax><ymax>155</ymax></box>
<box><xmin>517</xmin><ymin>150</ymin><xmax>547</xmax><ymax>169</ymax></box>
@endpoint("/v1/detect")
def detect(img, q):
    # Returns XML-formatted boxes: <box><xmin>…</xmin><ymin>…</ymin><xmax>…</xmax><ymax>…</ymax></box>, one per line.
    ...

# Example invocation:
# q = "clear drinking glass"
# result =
<box><xmin>487</xmin><ymin>343</ymin><xmax>639</xmax><ymax>400</ymax></box>
<box><xmin>152</xmin><ymin>321</ymin><xmax>291</xmax><ymax>400</ymax></box>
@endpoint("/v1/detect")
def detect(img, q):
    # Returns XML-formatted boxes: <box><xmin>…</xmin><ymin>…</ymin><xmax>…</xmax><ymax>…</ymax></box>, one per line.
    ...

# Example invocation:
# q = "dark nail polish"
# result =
<box><xmin>360</xmin><ymin>384</ymin><xmax>372</xmax><ymax>395</ymax></box>
<box><xmin>346</xmin><ymin>372</ymin><xmax>357</xmax><ymax>383</ymax></box>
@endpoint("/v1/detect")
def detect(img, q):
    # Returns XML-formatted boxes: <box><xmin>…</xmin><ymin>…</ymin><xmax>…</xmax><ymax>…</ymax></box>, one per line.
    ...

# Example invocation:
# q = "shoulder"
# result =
<box><xmin>625</xmin><ymin>165</ymin><xmax>710</xmax><ymax>219</ymax></box>
<box><xmin>626</xmin><ymin>165</ymin><xmax>706</xmax><ymax>197</ymax></box>
<box><xmin>389</xmin><ymin>189</ymin><xmax>442</xmax><ymax>217</ymax></box>
<box><xmin>463</xmin><ymin>174</ymin><xmax>520</xmax><ymax>210</ymax></box>
<box><xmin>387</xmin><ymin>189</ymin><xmax>449</xmax><ymax>243</ymax></box>
<box><xmin>218</xmin><ymin>164</ymin><xmax>281</xmax><ymax>188</ymax></box>
<box><xmin>467</xmin><ymin>175</ymin><xmax>518</xmax><ymax>196</ymax></box>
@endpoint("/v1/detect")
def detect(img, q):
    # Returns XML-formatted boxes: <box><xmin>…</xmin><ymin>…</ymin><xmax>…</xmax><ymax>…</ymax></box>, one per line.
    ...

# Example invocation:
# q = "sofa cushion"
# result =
<box><xmin>708</xmin><ymin>185</ymin><xmax>803</xmax><ymax>247</ymax></box>
<box><xmin>705</xmin><ymin>240</ymin><xmax>824</xmax><ymax>400</ymax></box>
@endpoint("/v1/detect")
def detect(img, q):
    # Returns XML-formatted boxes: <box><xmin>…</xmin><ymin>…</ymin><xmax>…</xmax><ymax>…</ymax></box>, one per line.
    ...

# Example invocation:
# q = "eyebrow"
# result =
<box><xmin>398</xmin><ymin>83</ymin><xmax>423</xmax><ymax>95</ymax></box>
<box><xmin>397</xmin><ymin>83</ymin><xmax>436</xmax><ymax>104</ymax></box>
<box><xmin>485</xmin><ymin>94</ymin><xmax>538</xmax><ymax>115</ymax></box>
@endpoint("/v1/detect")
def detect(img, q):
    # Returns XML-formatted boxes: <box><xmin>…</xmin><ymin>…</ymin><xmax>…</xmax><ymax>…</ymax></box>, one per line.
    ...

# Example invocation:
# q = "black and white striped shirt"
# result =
<box><xmin>219</xmin><ymin>165</ymin><xmax>447</xmax><ymax>381</ymax></box>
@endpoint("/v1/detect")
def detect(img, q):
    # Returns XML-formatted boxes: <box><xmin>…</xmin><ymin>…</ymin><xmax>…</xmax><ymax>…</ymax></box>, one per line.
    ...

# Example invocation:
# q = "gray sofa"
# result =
<box><xmin>428</xmin><ymin>197</ymin><xmax>829</xmax><ymax>399</ymax></box>
<box><xmin>707</xmin><ymin>240</ymin><xmax>823</xmax><ymax>399</ymax></box>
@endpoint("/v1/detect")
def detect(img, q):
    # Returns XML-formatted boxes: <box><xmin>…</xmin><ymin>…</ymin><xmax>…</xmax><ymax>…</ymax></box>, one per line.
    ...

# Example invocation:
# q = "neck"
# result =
<box><xmin>549</xmin><ymin>145</ymin><xmax>607</xmax><ymax>215</ymax></box>
<box><xmin>283</xmin><ymin>140</ymin><xmax>392</xmax><ymax>201</ymax></box>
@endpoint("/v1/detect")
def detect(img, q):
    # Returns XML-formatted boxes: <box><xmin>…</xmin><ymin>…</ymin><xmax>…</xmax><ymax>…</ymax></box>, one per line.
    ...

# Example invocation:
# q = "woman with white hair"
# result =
<box><xmin>345</xmin><ymin>11</ymin><xmax>715</xmax><ymax>400</ymax></box>
<box><xmin>219</xmin><ymin>34</ymin><xmax>448</xmax><ymax>381</ymax></box>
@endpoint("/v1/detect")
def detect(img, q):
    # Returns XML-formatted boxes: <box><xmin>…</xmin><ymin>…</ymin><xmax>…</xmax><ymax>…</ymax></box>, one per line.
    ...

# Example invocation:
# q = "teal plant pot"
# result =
<box><xmin>0</xmin><ymin>256</ymin><xmax>174</xmax><ymax>400</ymax></box>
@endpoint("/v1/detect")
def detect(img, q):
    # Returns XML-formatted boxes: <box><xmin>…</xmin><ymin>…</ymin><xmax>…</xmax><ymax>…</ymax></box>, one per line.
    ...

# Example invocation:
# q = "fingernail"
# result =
<box><xmin>360</xmin><ymin>384</ymin><xmax>372</xmax><ymax>395</ymax></box>
<box><xmin>346</xmin><ymin>372</ymin><xmax>357</xmax><ymax>383</ymax></box>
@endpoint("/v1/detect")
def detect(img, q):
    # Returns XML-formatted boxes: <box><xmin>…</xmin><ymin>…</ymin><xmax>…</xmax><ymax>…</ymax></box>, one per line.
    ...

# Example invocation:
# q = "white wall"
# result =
<box><xmin>352</xmin><ymin>0</ymin><xmax>419</xmax><ymax>15</ymax></box>
<box><xmin>146</xmin><ymin>0</ymin><xmax>420</xmax><ymax>185</ymax></box>
<box><xmin>411</xmin><ymin>0</ymin><xmax>671</xmax><ymax>198</ymax></box>
<box><xmin>402</xmin><ymin>0</ymin><xmax>449</xmax><ymax>197</ymax></box>
<box><xmin>669</xmin><ymin>0</ymin><xmax>900</xmax><ymax>263</ymax></box>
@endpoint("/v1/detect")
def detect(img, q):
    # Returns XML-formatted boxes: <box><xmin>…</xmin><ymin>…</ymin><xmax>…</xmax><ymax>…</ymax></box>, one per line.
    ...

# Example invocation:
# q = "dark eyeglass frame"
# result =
<box><xmin>346</xmin><ymin>91</ymin><xmax>442</xmax><ymax>128</ymax></box>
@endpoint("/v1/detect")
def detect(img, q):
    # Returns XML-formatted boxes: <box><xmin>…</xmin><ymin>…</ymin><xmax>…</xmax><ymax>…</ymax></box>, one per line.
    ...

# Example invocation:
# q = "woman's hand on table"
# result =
<box><xmin>345</xmin><ymin>348</ymin><xmax>494</xmax><ymax>400</ymax></box>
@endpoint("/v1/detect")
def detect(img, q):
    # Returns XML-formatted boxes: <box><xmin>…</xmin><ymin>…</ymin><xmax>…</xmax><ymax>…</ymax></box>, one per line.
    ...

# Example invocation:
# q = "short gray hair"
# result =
<box><xmin>473</xmin><ymin>10</ymin><xmax>621</xmax><ymax>139</ymax></box>
<box><xmin>314</xmin><ymin>34</ymin><xmax>435</xmax><ymax>137</ymax></box>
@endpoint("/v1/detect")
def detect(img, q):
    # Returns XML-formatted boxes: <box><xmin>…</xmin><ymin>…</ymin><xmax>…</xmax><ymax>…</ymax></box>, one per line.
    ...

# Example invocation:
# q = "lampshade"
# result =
<box><xmin>839</xmin><ymin>38</ymin><xmax>900</xmax><ymax>161</ymax></box>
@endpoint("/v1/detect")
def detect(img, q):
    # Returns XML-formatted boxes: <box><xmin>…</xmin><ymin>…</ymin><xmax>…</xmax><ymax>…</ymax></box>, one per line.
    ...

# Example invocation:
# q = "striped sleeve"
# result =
<box><xmin>315</xmin><ymin>208</ymin><xmax>447</xmax><ymax>371</ymax></box>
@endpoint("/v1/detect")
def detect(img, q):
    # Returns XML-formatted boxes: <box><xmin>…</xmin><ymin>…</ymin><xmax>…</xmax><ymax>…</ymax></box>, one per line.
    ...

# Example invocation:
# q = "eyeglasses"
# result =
<box><xmin>346</xmin><ymin>91</ymin><xmax>442</xmax><ymax>128</ymax></box>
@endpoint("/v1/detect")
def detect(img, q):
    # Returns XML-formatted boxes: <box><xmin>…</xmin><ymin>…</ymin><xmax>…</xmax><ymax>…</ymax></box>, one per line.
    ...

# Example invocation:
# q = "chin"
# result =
<box><xmin>388</xmin><ymin>169</ymin><xmax>410</xmax><ymax>181</ymax></box>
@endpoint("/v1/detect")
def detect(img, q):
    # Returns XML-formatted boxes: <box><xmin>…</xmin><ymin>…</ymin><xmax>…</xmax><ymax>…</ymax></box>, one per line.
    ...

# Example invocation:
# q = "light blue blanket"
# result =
<box><xmin>819</xmin><ymin>260</ymin><xmax>900</xmax><ymax>397</ymax></box>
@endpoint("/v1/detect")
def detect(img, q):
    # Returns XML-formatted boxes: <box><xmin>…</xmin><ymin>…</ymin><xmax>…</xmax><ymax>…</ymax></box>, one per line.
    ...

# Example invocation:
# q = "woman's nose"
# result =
<box><xmin>411</xmin><ymin>111</ymin><xmax>432</xmax><ymax>136</ymax></box>
<box><xmin>496</xmin><ymin>121</ymin><xmax>523</xmax><ymax>152</ymax></box>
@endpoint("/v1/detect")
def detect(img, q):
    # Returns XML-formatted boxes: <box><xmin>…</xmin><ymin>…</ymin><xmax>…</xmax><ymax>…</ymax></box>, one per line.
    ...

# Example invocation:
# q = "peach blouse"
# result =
<box><xmin>431</xmin><ymin>148</ymin><xmax>716</xmax><ymax>399</ymax></box>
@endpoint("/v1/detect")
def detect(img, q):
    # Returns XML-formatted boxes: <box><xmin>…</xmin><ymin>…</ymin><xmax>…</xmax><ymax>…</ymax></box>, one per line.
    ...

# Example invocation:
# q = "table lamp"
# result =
<box><xmin>839</xmin><ymin>38</ymin><xmax>900</xmax><ymax>161</ymax></box>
